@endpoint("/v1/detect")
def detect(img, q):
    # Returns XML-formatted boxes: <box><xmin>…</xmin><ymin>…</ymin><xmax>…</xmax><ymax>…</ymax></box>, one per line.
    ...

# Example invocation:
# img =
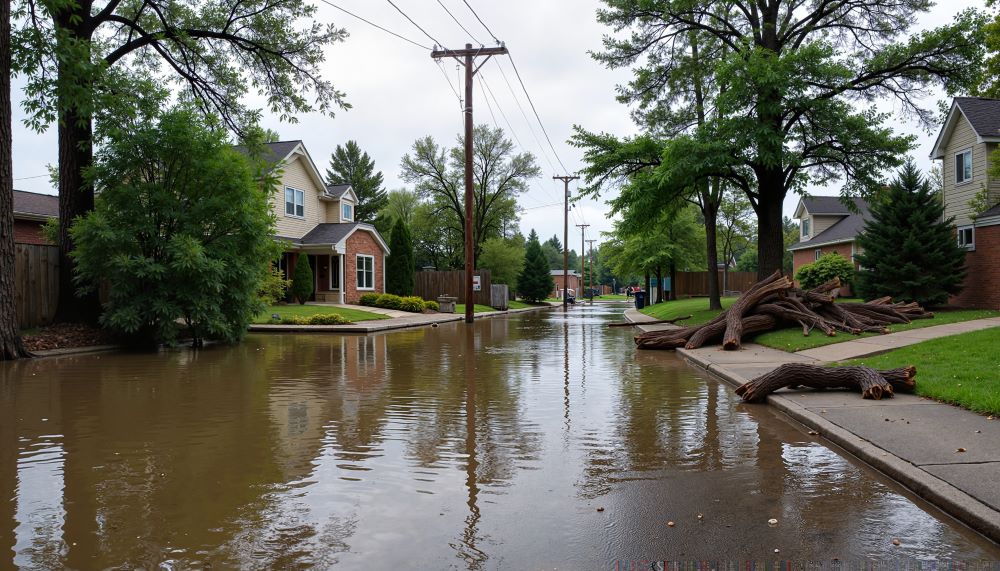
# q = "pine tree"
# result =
<box><xmin>518</xmin><ymin>230</ymin><xmax>554</xmax><ymax>302</ymax></box>
<box><xmin>326</xmin><ymin>141</ymin><xmax>387</xmax><ymax>223</ymax></box>
<box><xmin>386</xmin><ymin>218</ymin><xmax>415</xmax><ymax>296</ymax></box>
<box><xmin>855</xmin><ymin>161</ymin><xmax>967</xmax><ymax>306</ymax></box>
<box><xmin>290</xmin><ymin>254</ymin><xmax>314</xmax><ymax>305</ymax></box>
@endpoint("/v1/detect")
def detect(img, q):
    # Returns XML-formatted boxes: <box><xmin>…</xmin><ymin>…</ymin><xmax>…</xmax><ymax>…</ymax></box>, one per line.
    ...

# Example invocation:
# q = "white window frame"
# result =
<box><xmin>955</xmin><ymin>149</ymin><xmax>973</xmax><ymax>185</ymax></box>
<box><xmin>356</xmin><ymin>254</ymin><xmax>375</xmax><ymax>290</ymax></box>
<box><xmin>329</xmin><ymin>254</ymin><xmax>340</xmax><ymax>290</ymax></box>
<box><xmin>814</xmin><ymin>249</ymin><xmax>822</xmax><ymax>261</ymax></box>
<box><xmin>802</xmin><ymin>218</ymin><xmax>811</xmax><ymax>238</ymax></box>
<box><xmin>342</xmin><ymin>202</ymin><xmax>353</xmax><ymax>222</ymax></box>
<box><xmin>284</xmin><ymin>187</ymin><xmax>305</xmax><ymax>218</ymax></box>
<box><xmin>957</xmin><ymin>225</ymin><xmax>975</xmax><ymax>250</ymax></box>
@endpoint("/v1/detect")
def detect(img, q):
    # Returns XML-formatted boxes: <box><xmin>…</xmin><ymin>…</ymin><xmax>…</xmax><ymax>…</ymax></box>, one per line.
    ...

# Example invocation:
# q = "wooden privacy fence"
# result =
<box><xmin>672</xmin><ymin>271</ymin><xmax>757</xmax><ymax>297</ymax></box>
<box><xmin>490</xmin><ymin>284</ymin><xmax>508</xmax><ymax>310</ymax></box>
<box><xmin>14</xmin><ymin>244</ymin><xmax>60</xmax><ymax>330</ymax></box>
<box><xmin>414</xmin><ymin>270</ymin><xmax>493</xmax><ymax>306</ymax></box>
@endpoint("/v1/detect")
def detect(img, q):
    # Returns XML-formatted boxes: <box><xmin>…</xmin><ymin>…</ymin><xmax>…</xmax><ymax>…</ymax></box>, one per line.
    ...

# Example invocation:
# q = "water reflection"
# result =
<box><xmin>0</xmin><ymin>303</ymin><xmax>997</xmax><ymax>569</ymax></box>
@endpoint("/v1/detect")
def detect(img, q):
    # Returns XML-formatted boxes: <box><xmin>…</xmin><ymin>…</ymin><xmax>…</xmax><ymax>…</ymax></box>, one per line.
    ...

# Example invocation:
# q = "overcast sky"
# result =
<box><xmin>10</xmin><ymin>0</ymin><xmax>985</xmax><ymax>251</ymax></box>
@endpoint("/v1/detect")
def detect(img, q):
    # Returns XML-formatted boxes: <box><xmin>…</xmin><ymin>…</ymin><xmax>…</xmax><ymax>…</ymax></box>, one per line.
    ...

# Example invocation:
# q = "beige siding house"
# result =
<box><xmin>930</xmin><ymin>97</ymin><xmax>1000</xmax><ymax>308</ymax></box>
<box><xmin>256</xmin><ymin>141</ymin><xmax>390</xmax><ymax>304</ymax></box>
<box><xmin>787</xmin><ymin>196</ymin><xmax>871</xmax><ymax>297</ymax></box>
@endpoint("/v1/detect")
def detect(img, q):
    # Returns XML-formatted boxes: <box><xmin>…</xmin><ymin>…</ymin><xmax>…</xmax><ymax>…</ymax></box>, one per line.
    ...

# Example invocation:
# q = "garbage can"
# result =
<box><xmin>634</xmin><ymin>291</ymin><xmax>645</xmax><ymax>310</ymax></box>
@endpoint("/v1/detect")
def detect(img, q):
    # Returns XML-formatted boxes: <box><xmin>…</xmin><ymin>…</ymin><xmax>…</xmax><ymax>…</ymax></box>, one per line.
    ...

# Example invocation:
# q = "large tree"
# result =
<box><xmin>589</xmin><ymin>0</ymin><xmax>985</xmax><ymax>278</ymax></box>
<box><xmin>400</xmin><ymin>124</ymin><xmax>539</xmax><ymax>266</ymax></box>
<box><xmin>13</xmin><ymin>0</ymin><xmax>347</xmax><ymax>322</ymax></box>
<box><xmin>517</xmin><ymin>230</ymin><xmax>553</xmax><ymax>303</ymax></box>
<box><xmin>385</xmin><ymin>218</ymin><xmax>415</xmax><ymax>296</ymax></box>
<box><xmin>325</xmin><ymin>140</ymin><xmax>387</xmax><ymax>224</ymax></box>
<box><xmin>1</xmin><ymin>0</ymin><xmax>29</xmax><ymax>359</ymax></box>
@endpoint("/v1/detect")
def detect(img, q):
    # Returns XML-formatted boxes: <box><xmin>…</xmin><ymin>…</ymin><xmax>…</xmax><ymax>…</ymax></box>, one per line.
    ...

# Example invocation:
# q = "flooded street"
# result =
<box><xmin>1</xmin><ymin>302</ymin><xmax>998</xmax><ymax>568</ymax></box>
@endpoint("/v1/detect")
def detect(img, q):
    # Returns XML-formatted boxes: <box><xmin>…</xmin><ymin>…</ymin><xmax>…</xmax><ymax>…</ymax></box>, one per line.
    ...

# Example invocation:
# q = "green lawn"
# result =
<box><xmin>593</xmin><ymin>294</ymin><xmax>629</xmax><ymax>300</ymax></box>
<box><xmin>639</xmin><ymin>297</ymin><xmax>738</xmax><ymax>325</ymax></box>
<box><xmin>455</xmin><ymin>304</ymin><xmax>496</xmax><ymax>314</ymax></box>
<box><xmin>254</xmin><ymin>304</ymin><xmax>389</xmax><ymax>324</ymax></box>
<box><xmin>838</xmin><ymin>327</ymin><xmax>1000</xmax><ymax>415</ymax></box>
<box><xmin>509</xmin><ymin>300</ymin><xmax>550</xmax><ymax>310</ymax></box>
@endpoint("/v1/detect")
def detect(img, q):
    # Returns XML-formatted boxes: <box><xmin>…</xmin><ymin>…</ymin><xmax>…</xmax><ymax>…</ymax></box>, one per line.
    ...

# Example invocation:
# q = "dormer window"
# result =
<box><xmin>285</xmin><ymin>187</ymin><xmax>304</xmax><ymax>218</ymax></box>
<box><xmin>956</xmin><ymin>149</ymin><xmax>972</xmax><ymax>184</ymax></box>
<box><xmin>802</xmin><ymin>218</ymin><xmax>810</xmax><ymax>237</ymax></box>
<box><xmin>342</xmin><ymin>203</ymin><xmax>353</xmax><ymax>221</ymax></box>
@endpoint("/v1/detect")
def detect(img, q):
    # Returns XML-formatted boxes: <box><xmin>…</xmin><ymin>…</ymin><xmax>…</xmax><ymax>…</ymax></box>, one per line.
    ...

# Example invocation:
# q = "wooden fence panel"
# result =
<box><xmin>490</xmin><ymin>284</ymin><xmax>508</xmax><ymax>310</ymax></box>
<box><xmin>414</xmin><ymin>270</ymin><xmax>493</xmax><ymax>306</ymax></box>
<box><xmin>14</xmin><ymin>244</ymin><xmax>60</xmax><ymax>330</ymax></box>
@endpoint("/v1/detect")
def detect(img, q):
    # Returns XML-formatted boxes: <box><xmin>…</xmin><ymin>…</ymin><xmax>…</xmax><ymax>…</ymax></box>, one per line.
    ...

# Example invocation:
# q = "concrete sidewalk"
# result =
<box><xmin>625</xmin><ymin>310</ymin><xmax>1000</xmax><ymax>544</ymax></box>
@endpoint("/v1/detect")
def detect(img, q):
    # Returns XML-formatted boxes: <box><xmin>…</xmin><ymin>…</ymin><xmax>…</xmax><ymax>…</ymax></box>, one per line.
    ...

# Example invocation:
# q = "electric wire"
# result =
<box><xmin>504</xmin><ymin>53</ymin><xmax>569</xmax><ymax>173</ymax></box>
<box><xmin>435</xmin><ymin>59</ymin><xmax>463</xmax><ymax>108</ymax></box>
<box><xmin>461</xmin><ymin>0</ymin><xmax>500</xmax><ymax>43</ymax></box>
<box><xmin>490</xmin><ymin>60</ymin><xmax>558</xmax><ymax>173</ymax></box>
<box><xmin>13</xmin><ymin>174</ymin><xmax>49</xmax><ymax>181</ymax></box>
<box><xmin>317</xmin><ymin>0</ymin><xmax>430</xmax><ymax>50</ymax></box>
<box><xmin>436</xmin><ymin>0</ymin><xmax>482</xmax><ymax>45</ymax></box>
<box><xmin>385</xmin><ymin>0</ymin><xmax>444</xmax><ymax>48</ymax></box>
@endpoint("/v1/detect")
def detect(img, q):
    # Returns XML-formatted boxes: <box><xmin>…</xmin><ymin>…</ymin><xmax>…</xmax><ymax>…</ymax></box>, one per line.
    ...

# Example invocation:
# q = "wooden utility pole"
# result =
<box><xmin>576</xmin><ymin>223</ymin><xmax>589</xmax><ymax>297</ymax></box>
<box><xmin>554</xmin><ymin>175</ymin><xmax>579</xmax><ymax>310</ymax></box>
<box><xmin>432</xmin><ymin>43</ymin><xmax>508</xmax><ymax>323</ymax></box>
<box><xmin>586</xmin><ymin>239</ymin><xmax>596</xmax><ymax>302</ymax></box>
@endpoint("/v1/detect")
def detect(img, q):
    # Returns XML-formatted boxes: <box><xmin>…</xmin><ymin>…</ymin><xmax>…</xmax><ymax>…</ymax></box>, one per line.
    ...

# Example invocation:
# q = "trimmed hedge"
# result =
<box><xmin>423</xmin><ymin>300</ymin><xmax>439</xmax><ymax>312</ymax></box>
<box><xmin>267</xmin><ymin>313</ymin><xmax>353</xmax><ymax>326</ymax></box>
<box><xmin>358</xmin><ymin>292</ymin><xmax>433</xmax><ymax>314</ymax></box>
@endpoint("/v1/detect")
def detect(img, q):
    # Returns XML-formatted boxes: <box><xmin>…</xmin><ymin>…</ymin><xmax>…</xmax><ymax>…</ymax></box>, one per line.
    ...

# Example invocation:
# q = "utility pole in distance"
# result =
<box><xmin>586</xmin><ymin>239</ymin><xmax>597</xmax><ymax>302</ymax></box>
<box><xmin>432</xmin><ymin>42</ymin><xmax>508</xmax><ymax>324</ymax></box>
<box><xmin>576</xmin><ymin>223</ymin><xmax>589</xmax><ymax>297</ymax></box>
<box><xmin>554</xmin><ymin>175</ymin><xmax>579</xmax><ymax>310</ymax></box>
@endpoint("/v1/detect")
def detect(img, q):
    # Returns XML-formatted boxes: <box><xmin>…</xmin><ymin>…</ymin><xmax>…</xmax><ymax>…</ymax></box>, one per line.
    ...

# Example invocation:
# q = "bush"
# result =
<box><xmin>423</xmin><ymin>300</ymin><xmax>439</xmax><ymax>312</ymax></box>
<box><xmin>397</xmin><ymin>296</ymin><xmax>425</xmax><ymax>312</ymax></box>
<box><xmin>794</xmin><ymin>252</ymin><xmax>855</xmax><ymax>290</ymax></box>
<box><xmin>259</xmin><ymin>266</ymin><xmax>291</xmax><ymax>306</ymax></box>
<box><xmin>290</xmin><ymin>255</ymin><xmax>314</xmax><ymax>304</ymax></box>
<box><xmin>307</xmin><ymin>313</ymin><xmax>351</xmax><ymax>325</ymax></box>
<box><xmin>275</xmin><ymin>316</ymin><xmax>306</xmax><ymax>325</ymax></box>
<box><xmin>359</xmin><ymin>293</ymin><xmax>380</xmax><ymax>306</ymax></box>
<box><xmin>375</xmin><ymin>293</ymin><xmax>403</xmax><ymax>309</ymax></box>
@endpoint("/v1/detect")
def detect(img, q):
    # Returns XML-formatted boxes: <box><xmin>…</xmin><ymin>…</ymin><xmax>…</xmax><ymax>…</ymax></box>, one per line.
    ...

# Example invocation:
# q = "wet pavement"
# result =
<box><xmin>1</xmin><ymin>302</ymin><xmax>998</xmax><ymax>569</ymax></box>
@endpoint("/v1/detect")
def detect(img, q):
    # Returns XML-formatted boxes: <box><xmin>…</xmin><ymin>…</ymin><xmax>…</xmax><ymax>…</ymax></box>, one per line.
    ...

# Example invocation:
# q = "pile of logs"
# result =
<box><xmin>636</xmin><ymin>271</ymin><xmax>933</xmax><ymax>351</ymax></box>
<box><xmin>735</xmin><ymin>363</ymin><xmax>917</xmax><ymax>402</ymax></box>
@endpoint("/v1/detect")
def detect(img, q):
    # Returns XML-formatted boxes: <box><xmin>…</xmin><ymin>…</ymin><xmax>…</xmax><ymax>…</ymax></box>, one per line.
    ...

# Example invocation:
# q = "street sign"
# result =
<box><xmin>472</xmin><ymin>275</ymin><xmax>482</xmax><ymax>292</ymax></box>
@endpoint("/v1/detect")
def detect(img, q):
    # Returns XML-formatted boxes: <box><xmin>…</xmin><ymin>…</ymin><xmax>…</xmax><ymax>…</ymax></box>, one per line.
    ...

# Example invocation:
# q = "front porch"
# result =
<box><xmin>281</xmin><ymin>250</ymin><xmax>347</xmax><ymax>304</ymax></box>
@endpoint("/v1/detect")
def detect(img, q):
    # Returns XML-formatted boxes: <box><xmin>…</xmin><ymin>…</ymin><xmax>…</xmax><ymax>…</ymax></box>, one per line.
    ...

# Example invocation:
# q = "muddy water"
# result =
<box><xmin>1</xmin><ymin>303</ymin><xmax>997</xmax><ymax>569</ymax></box>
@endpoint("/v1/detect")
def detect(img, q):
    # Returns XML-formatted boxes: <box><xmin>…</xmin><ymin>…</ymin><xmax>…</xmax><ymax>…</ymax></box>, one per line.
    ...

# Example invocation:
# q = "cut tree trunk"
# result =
<box><xmin>735</xmin><ymin>363</ymin><xmax>916</xmax><ymax>402</ymax></box>
<box><xmin>722</xmin><ymin>271</ymin><xmax>792</xmax><ymax>350</ymax></box>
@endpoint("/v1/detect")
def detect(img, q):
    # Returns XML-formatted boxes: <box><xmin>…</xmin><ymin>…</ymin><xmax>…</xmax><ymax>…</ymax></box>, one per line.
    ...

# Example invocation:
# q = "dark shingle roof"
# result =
<box><xmin>13</xmin><ymin>190</ymin><xmax>58</xmax><ymax>218</ymax></box>
<box><xmin>325</xmin><ymin>184</ymin><xmax>352</xmax><ymax>199</ymax></box>
<box><xmin>955</xmin><ymin>97</ymin><xmax>1000</xmax><ymax>139</ymax></box>
<box><xmin>788</xmin><ymin>198</ymin><xmax>871</xmax><ymax>251</ymax></box>
<box><xmin>978</xmin><ymin>202</ymin><xmax>1000</xmax><ymax>219</ymax></box>
<box><xmin>233</xmin><ymin>140</ymin><xmax>302</xmax><ymax>166</ymax></box>
<box><xmin>799</xmin><ymin>196</ymin><xmax>868</xmax><ymax>215</ymax></box>
<box><xmin>298</xmin><ymin>223</ymin><xmax>361</xmax><ymax>245</ymax></box>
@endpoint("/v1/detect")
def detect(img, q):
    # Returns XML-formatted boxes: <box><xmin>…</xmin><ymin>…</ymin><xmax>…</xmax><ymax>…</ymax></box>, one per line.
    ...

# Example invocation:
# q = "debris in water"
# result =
<box><xmin>808</xmin><ymin>430</ymin><xmax>818</xmax><ymax>435</ymax></box>
<box><xmin>774</xmin><ymin>549</ymin><xmax>780</xmax><ymax>554</ymax></box>
<box><xmin>667</xmin><ymin>521</ymin><xmax>675</xmax><ymax>527</ymax></box>
<box><xmin>596</xmin><ymin>507</ymin><xmax>604</xmax><ymax>512</ymax></box>
<box><xmin>768</xmin><ymin>518</ymin><xmax>778</xmax><ymax>526</ymax></box>
<box><xmin>892</xmin><ymin>538</ymin><xmax>901</xmax><ymax>546</ymax></box>
<box><xmin>956</xmin><ymin>448</ymin><xmax>967</xmax><ymax>453</ymax></box>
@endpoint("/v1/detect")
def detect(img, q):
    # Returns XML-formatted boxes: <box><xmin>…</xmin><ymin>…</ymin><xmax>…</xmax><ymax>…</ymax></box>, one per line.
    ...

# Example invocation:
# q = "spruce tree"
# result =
<box><xmin>386</xmin><ymin>218</ymin><xmax>415</xmax><ymax>296</ymax></box>
<box><xmin>518</xmin><ymin>230</ymin><xmax>554</xmax><ymax>302</ymax></box>
<box><xmin>326</xmin><ymin>141</ymin><xmax>387</xmax><ymax>223</ymax></box>
<box><xmin>855</xmin><ymin>161</ymin><xmax>966</xmax><ymax>306</ymax></box>
<box><xmin>290</xmin><ymin>254</ymin><xmax>314</xmax><ymax>305</ymax></box>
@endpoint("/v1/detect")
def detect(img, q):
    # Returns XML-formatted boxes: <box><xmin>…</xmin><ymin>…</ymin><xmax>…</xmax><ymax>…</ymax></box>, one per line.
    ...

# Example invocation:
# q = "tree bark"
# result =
<box><xmin>735</xmin><ymin>363</ymin><xmax>916</xmax><ymax>403</ymax></box>
<box><xmin>755</xmin><ymin>181</ymin><xmax>785</xmax><ymax>280</ymax></box>
<box><xmin>655</xmin><ymin>265</ymin><xmax>663</xmax><ymax>304</ymax></box>
<box><xmin>644</xmin><ymin>269</ymin><xmax>650</xmax><ymax>302</ymax></box>
<box><xmin>0</xmin><ymin>0</ymin><xmax>29</xmax><ymax>359</ymax></box>
<box><xmin>704</xmin><ymin>189</ymin><xmax>721</xmax><ymax>309</ymax></box>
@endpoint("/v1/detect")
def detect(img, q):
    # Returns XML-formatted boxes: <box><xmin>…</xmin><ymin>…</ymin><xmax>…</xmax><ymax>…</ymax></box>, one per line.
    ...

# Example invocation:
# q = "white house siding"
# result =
<box><xmin>943</xmin><ymin>113</ymin><xmax>989</xmax><ymax>227</ymax></box>
<box><xmin>325</xmin><ymin>201</ymin><xmax>344</xmax><ymax>224</ymax></box>
<box><xmin>271</xmin><ymin>156</ymin><xmax>328</xmax><ymax>239</ymax></box>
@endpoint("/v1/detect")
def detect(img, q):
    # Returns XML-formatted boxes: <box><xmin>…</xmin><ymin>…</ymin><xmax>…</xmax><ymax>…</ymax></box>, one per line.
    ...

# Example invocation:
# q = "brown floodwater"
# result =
<box><xmin>1</xmin><ymin>302</ymin><xmax>998</xmax><ymax>569</ymax></box>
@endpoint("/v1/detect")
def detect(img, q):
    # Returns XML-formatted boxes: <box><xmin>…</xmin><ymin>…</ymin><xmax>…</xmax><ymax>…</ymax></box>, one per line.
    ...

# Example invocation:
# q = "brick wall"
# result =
<box><xmin>14</xmin><ymin>219</ymin><xmax>48</xmax><ymax>245</ymax></box>
<box><xmin>344</xmin><ymin>230</ymin><xmax>384</xmax><ymax>304</ymax></box>
<box><xmin>791</xmin><ymin>241</ymin><xmax>857</xmax><ymax>297</ymax></box>
<box><xmin>551</xmin><ymin>275</ymin><xmax>580</xmax><ymax>297</ymax></box>
<box><xmin>949</xmin><ymin>224</ymin><xmax>1000</xmax><ymax>309</ymax></box>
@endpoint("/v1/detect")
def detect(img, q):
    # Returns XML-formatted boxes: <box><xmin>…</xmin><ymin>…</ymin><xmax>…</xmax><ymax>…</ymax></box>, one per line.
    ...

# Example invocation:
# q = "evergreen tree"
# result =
<box><xmin>326</xmin><ymin>141</ymin><xmax>387</xmax><ymax>223</ymax></box>
<box><xmin>518</xmin><ymin>230</ymin><xmax>554</xmax><ymax>303</ymax></box>
<box><xmin>855</xmin><ymin>161</ymin><xmax>966</xmax><ymax>306</ymax></box>
<box><xmin>290</xmin><ymin>254</ymin><xmax>314</xmax><ymax>305</ymax></box>
<box><xmin>386</xmin><ymin>218</ymin><xmax>415</xmax><ymax>296</ymax></box>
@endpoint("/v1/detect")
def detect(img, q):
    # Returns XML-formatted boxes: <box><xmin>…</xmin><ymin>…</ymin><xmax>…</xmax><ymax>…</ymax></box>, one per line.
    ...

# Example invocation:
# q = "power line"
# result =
<box><xmin>318</xmin><ymin>0</ymin><xmax>430</xmax><ymax>50</ymax></box>
<box><xmin>13</xmin><ymin>174</ymin><xmax>49</xmax><ymax>181</ymax></box>
<box><xmin>504</xmin><ymin>54</ymin><xmax>569</xmax><ymax>173</ymax></box>
<box><xmin>490</xmin><ymin>60</ymin><xmax>558</xmax><ymax>173</ymax></box>
<box><xmin>386</xmin><ymin>0</ymin><xmax>444</xmax><ymax>48</ymax></box>
<box><xmin>436</xmin><ymin>0</ymin><xmax>482</xmax><ymax>45</ymax></box>
<box><xmin>461</xmin><ymin>0</ymin><xmax>500</xmax><ymax>43</ymax></box>
<box><xmin>436</xmin><ymin>59</ymin><xmax>462</xmax><ymax>107</ymax></box>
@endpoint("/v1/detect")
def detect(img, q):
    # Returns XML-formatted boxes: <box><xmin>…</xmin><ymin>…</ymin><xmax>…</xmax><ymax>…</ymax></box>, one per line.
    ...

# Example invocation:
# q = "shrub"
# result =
<box><xmin>359</xmin><ymin>293</ymin><xmax>380</xmax><ymax>306</ymax></box>
<box><xmin>277</xmin><ymin>316</ymin><xmax>307</xmax><ymax>325</ymax></box>
<box><xmin>307</xmin><ymin>313</ymin><xmax>351</xmax><ymax>325</ymax></box>
<box><xmin>386</xmin><ymin>218</ymin><xmax>415</xmax><ymax>295</ymax></box>
<box><xmin>375</xmin><ymin>293</ymin><xmax>403</xmax><ymax>309</ymax></box>
<box><xmin>794</xmin><ymin>252</ymin><xmax>855</xmax><ymax>290</ymax></box>
<box><xmin>423</xmin><ymin>300</ymin><xmax>439</xmax><ymax>312</ymax></box>
<box><xmin>290</xmin><ymin>255</ymin><xmax>314</xmax><ymax>304</ymax></box>
<box><xmin>398</xmin><ymin>296</ymin><xmax>425</xmax><ymax>312</ymax></box>
<box><xmin>259</xmin><ymin>266</ymin><xmax>291</xmax><ymax>306</ymax></box>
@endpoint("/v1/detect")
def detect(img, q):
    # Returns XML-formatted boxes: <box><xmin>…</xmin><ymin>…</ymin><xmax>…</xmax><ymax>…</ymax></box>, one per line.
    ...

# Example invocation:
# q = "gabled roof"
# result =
<box><xmin>236</xmin><ymin>140</ymin><xmax>328</xmax><ymax>193</ymax></box>
<box><xmin>930</xmin><ymin>98</ymin><xmax>1000</xmax><ymax>160</ymax></box>
<box><xmin>324</xmin><ymin>183</ymin><xmax>357</xmax><ymax>203</ymax></box>
<box><xmin>291</xmin><ymin>222</ymin><xmax>390</xmax><ymax>254</ymax></box>
<box><xmin>550</xmin><ymin>270</ymin><xmax>581</xmax><ymax>277</ymax></box>
<box><xmin>788</xmin><ymin>199</ymin><xmax>871</xmax><ymax>251</ymax></box>
<box><xmin>13</xmin><ymin>190</ymin><xmax>58</xmax><ymax>220</ymax></box>
<box><xmin>793</xmin><ymin>196</ymin><xmax>867</xmax><ymax>219</ymax></box>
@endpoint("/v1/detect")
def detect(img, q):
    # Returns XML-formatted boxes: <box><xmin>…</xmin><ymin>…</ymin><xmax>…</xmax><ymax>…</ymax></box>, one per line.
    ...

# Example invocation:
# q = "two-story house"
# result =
<box><xmin>257</xmin><ymin>141</ymin><xmax>389</xmax><ymax>304</ymax></box>
<box><xmin>787</xmin><ymin>196</ymin><xmax>871</xmax><ymax>296</ymax></box>
<box><xmin>930</xmin><ymin>97</ymin><xmax>1000</xmax><ymax>309</ymax></box>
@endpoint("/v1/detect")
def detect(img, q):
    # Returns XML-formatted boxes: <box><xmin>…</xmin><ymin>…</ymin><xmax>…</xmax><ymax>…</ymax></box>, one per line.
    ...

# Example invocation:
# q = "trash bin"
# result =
<box><xmin>634</xmin><ymin>291</ymin><xmax>645</xmax><ymax>310</ymax></box>
<box><xmin>438</xmin><ymin>295</ymin><xmax>457</xmax><ymax>313</ymax></box>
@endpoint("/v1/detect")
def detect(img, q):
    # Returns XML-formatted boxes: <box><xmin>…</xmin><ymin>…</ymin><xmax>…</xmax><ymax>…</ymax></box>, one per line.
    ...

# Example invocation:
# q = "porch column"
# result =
<box><xmin>339</xmin><ymin>253</ymin><xmax>346</xmax><ymax>304</ymax></box>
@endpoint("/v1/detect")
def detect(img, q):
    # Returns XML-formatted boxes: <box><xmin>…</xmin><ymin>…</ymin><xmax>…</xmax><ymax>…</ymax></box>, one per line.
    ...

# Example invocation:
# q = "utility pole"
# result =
<box><xmin>432</xmin><ymin>42</ymin><xmax>508</xmax><ymax>324</ymax></box>
<box><xmin>554</xmin><ymin>175</ymin><xmax>579</xmax><ymax>310</ymax></box>
<box><xmin>586</xmin><ymin>239</ymin><xmax>596</xmax><ymax>302</ymax></box>
<box><xmin>576</xmin><ymin>223</ymin><xmax>589</xmax><ymax>299</ymax></box>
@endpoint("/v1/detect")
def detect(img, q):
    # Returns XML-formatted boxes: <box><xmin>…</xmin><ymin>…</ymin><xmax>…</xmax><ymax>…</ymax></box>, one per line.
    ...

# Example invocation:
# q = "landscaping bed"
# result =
<box><xmin>254</xmin><ymin>304</ymin><xmax>389</xmax><ymax>325</ymax></box>
<box><xmin>838</xmin><ymin>327</ymin><xmax>1000</xmax><ymax>416</ymax></box>
<box><xmin>22</xmin><ymin>323</ymin><xmax>111</xmax><ymax>352</ymax></box>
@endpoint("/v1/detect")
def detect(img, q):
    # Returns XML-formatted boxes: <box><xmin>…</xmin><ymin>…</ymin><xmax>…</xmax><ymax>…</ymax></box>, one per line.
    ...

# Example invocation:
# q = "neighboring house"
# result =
<box><xmin>551</xmin><ymin>269</ymin><xmax>581</xmax><ymax>299</ymax></box>
<box><xmin>930</xmin><ymin>97</ymin><xmax>1000</xmax><ymax>309</ymax></box>
<box><xmin>787</xmin><ymin>196</ymin><xmax>871</xmax><ymax>296</ymax></box>
<box><xmin>253</xmin><ymin>141</ymin><xmax>390</xmax><ymax>304</ymax></box>
<box><xmin>13</xmin><ymin>190</ymin><xmax>58</xmax><ymax>245</ymax></box>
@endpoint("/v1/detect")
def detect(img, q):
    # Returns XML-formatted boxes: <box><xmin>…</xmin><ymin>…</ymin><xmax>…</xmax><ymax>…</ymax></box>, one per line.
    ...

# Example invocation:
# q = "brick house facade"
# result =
<box><xmin>258</xmin><ymin>141</ymin><xmax>389</xmax><ymax>304</ymax></box>
<box><xmin>787</xmin><ymin>197</ymin><xmax>870</xmax><ymax>297</ymax></box>
<box><xmin>551</xmin><ymin>270</ymin><xmax>581</xmax><ymax>299</ymax></box>
<box><xmin>13</xmin><ymin>190</ymin><xmax>58</xmax><ymax>245</ymax></box>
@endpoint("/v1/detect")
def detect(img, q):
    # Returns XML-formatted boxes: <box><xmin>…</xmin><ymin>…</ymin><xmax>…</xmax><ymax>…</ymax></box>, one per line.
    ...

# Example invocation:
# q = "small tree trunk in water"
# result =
<box><xmin>0</xmin><ymin>0</ymin><xmax>30</xmax><ymax>360</ymax></box>
<box><xmin>704</xmin><ymin>196</ymin><xmax>721</xmax><ymax>309</ymax></box>
<box><xmin>755</xmin><ymin>182</ymin><xmax>786</xmax><ymax>280</ymax></box>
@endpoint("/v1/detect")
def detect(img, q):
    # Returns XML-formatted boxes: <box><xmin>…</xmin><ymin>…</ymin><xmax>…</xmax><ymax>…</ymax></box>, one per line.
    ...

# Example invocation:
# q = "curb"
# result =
<box><xmin>29</xmin><ymin>344</ymin><xmax>121</xmax><ymax>359</ymax></box>
<box><xmin>677</xmin><ymin>347</ymin><xmax>1000</xmax><ymax>544</ymax></box>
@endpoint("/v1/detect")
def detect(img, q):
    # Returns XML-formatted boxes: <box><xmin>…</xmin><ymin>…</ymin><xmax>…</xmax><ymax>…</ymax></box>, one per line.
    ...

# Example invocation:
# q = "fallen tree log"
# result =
<box><xmin>735</xmin><ymin>363</ymin><xmax>917</xmax><ymax>402</ymax></box>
